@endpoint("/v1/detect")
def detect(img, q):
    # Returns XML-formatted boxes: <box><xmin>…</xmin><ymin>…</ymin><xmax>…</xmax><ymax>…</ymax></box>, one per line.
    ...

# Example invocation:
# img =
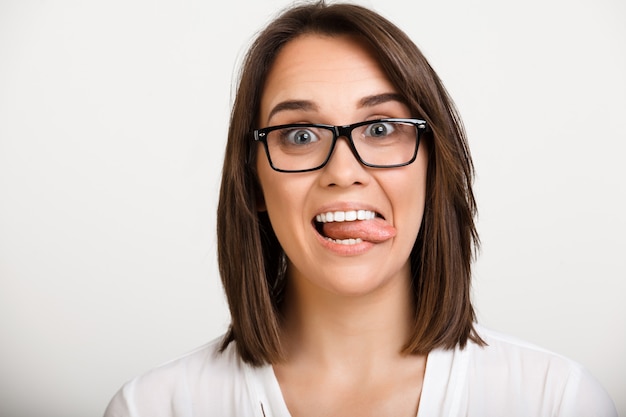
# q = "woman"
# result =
<box><xmin>104</xmin><ymin>2</ymin><xmax>616</xmax><ymax>416</ymax></box>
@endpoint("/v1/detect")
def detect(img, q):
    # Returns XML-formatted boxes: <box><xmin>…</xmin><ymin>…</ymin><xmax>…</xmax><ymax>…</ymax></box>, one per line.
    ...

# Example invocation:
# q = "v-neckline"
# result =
<box><xmin>247</xmin><ymin>348</ymin><xmax>465</xmax><ymax>417</ymax></box>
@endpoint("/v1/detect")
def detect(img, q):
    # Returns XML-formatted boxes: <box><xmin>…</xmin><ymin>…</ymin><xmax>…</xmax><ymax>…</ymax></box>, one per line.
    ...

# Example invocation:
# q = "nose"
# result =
<box><xmin>318</xmin><ymin>136</ymin><xmax>370</xmax><ymax>188</ymax></box>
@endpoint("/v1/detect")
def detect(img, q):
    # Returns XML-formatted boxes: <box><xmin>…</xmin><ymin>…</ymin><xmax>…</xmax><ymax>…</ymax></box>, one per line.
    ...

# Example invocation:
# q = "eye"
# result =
<box><xmin>365</xmin><ymin>122</ymin><xmax>395</xmax><ymax>138</ymax></box>
<box><xmin>282</xmin><ymin>128</ymin><xmax>320</xmax><ymax>145</ymax></box>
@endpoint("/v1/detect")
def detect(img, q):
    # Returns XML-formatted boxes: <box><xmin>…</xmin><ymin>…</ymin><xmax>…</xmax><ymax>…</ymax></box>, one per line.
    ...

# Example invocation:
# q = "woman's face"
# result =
<box><xmin>256</xmin><ymin>34</ymin><xmax>428</xmax><ymax>298</ymax></box>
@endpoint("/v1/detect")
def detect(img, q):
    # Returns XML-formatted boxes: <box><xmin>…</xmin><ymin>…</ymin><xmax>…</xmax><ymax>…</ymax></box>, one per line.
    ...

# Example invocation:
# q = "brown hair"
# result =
<box><xmin>217</xmin><ymin>1</ymin><xmax>483</xmax><ymax>366</ymax></box>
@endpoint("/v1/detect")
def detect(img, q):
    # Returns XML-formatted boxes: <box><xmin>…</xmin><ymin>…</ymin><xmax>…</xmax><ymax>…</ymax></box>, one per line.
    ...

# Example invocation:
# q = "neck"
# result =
<box><xmin>279</xmin><ymin>268</ymin><xmax>415</xmax><ymax>368</ymax></box>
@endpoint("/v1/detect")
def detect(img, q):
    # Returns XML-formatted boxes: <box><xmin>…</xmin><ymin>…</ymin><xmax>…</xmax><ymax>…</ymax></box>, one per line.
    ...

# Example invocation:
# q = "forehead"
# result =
<box><xmin>260</xmin><ymin>33</ymin><xmax>399</xmax><ymax>124</ymax></box>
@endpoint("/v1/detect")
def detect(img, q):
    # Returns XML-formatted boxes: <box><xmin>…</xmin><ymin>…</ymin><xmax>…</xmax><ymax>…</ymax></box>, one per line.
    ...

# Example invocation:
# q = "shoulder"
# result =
<box><xmin>464</xmin><ymin>325</ymin><xmax>617</xmax><ymax>416</ymax></box>
<box><xmin>471</xmin><ymin>325</ymin><xmax>583</xmax><ymax>373</ymax></box>
<box><xmin>129</xmin><ymin>335</ymin><xmax>243</xmax><ymax>393</ymax></box>
<box><xmin>103</xmin><ymin>335</ymin><xmax>258</xmax><ymax>417</ymax></box>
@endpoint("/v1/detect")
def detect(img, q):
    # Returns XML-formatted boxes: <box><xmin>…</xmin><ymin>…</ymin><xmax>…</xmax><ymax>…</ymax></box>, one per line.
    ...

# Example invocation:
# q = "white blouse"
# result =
<box><xmin>103</xmin><ymin>325</ymin><xmax>617</xmax><ymax>417</ymax></box>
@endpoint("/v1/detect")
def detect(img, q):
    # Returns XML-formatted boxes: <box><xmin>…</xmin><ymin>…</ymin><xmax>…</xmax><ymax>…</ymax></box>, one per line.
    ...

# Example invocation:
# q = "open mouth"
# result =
<box><xmin>313</xmin><ymin>210</ymin><xmax>384</xmax><ymax>245</ymax></box>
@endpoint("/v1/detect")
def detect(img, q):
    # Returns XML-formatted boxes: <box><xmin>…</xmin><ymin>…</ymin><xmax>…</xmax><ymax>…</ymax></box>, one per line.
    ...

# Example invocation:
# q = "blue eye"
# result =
<box><xmin>283</xmin><ymin>128</ymin><xmax>319</xmax><ymax>145</ymax></box>
<box><xmin>366</xmin><ymin>122</ymin><xmax>395</xmax><ymax>138</ymax></box>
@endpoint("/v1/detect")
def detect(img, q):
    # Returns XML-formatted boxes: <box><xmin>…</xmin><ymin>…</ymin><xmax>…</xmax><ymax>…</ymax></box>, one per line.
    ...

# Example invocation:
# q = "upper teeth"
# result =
<box><xmin>315</xmin><ymin>210</ymin><xmax>376</xmax><ymax>223</ymax></box>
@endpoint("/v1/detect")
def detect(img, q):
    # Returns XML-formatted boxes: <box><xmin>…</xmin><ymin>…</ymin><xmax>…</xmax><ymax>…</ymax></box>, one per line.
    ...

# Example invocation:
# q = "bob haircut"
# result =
<box><xmin>217</xmin><ymin>1</ymin><xmax>483</xmax><ymax>366</ymax></box>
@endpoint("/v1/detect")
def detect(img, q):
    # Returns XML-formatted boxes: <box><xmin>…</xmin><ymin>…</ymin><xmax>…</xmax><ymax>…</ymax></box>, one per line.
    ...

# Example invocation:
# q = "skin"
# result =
<box><xmin>256</xmin><ymin>34</ymin><xmax>429</xmax><ymax>417</ymax></box>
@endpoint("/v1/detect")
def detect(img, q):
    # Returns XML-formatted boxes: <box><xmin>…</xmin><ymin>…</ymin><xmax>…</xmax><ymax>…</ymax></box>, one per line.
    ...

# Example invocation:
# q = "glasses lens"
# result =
<box><xmin>351</xmin><ymin>121</ymin><xmax>418</xmax><ymax>167</ymax></box>
<box><xmin>264</xmin><ymin>126</ymin><xmax>334</xmax><ymax>171</ymax></box>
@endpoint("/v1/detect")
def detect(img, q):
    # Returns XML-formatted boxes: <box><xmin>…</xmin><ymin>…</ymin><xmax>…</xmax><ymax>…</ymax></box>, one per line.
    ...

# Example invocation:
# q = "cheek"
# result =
<box><xmin>256</xmin><ymin>160</ymin><xmax>309</xmax><ymax>231</ymax></box>
<box><xmin>387</xmin><ymin>158</ymin><xmax>428</xmax><ymax>234</ymax></box>
<box><xmin>256</xmin><ymin>146</ymin><xmax>319</xmax><ymax>217</ymax></box>
<box><xmin>401</xmin><ymin>181</ymin><xmax>427</xmax><ymax>234</ymax></box>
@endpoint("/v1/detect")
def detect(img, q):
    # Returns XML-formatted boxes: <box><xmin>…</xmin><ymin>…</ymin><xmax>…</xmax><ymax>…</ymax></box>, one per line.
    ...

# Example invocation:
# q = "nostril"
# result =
<box><xmin>328</xmin><ymin>180</ymin><xmax>363</xmax><ymax>187</ymax></box>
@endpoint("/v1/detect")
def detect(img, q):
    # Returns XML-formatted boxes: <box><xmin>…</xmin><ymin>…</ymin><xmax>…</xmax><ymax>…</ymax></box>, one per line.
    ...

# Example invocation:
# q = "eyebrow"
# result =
<box><xmin>358</xmin><ymin>93</ymin><xmax>406</xmax><ymax>108</ymax></box>
<box><xmin>266</xmin><ymin>93</ymin><xmax>406</xmax><ymax>122</ymax></box>
<box><xmin>267</xmin><ymin>100</ymin><xmax>318</xmax><ymax>122</ymax></box>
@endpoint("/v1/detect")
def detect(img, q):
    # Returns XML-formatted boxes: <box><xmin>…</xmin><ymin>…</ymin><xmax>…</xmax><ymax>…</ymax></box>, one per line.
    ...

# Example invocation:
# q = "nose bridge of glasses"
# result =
<box><xmin>328</xmin><ymin>124</ymin><xmax>361</xmax><ymax>161</ymax></box>
<box><xmin>335</xmin><ymin>124</ymin><xmax>353</xmax><ymax>140</ymax></box>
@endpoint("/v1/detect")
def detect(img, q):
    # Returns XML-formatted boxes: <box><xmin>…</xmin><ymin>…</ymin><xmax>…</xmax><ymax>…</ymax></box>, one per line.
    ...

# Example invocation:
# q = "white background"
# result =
<box><xmin>0</xmin><ymin>0</ymin><xmax>624</xmax><ymax>416</ymax></box>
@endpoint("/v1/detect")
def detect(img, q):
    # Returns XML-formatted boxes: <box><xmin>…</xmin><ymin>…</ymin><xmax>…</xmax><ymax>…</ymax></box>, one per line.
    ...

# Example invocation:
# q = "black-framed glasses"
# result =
<box><xmin>253</xmin><ymin>118</ymin><xmax>428</xmax><ymax>173</ymax></box>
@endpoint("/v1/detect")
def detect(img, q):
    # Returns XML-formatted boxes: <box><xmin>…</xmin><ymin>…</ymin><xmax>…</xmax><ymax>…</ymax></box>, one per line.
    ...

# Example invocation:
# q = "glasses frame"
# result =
<box><xmin>253</xmin><ymin>118</ymin><xmax>428</xmax><ymax>173</ymax></box>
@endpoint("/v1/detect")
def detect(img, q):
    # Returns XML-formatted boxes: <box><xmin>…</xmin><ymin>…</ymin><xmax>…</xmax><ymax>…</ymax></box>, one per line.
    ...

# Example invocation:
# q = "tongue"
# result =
<box><xmin>321</xmin><ymin>218</ymin><xmax>396</xmax><ymax>243</ymax></box>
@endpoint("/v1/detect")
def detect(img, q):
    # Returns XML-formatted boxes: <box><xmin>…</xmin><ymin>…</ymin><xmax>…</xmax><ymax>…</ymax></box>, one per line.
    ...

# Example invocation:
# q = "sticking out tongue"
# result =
<box><xmin>321</xmin><ymin>217</ymin><xmax>396</xmax><ymax>243</ymax></box>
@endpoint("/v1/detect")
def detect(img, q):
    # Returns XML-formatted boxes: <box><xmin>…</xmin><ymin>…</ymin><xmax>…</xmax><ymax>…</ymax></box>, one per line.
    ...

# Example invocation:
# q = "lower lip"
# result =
<box><xmin>313</xmin><ymin>225</ymin><xmax>375</xmax><ymax>256</ymax></box>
